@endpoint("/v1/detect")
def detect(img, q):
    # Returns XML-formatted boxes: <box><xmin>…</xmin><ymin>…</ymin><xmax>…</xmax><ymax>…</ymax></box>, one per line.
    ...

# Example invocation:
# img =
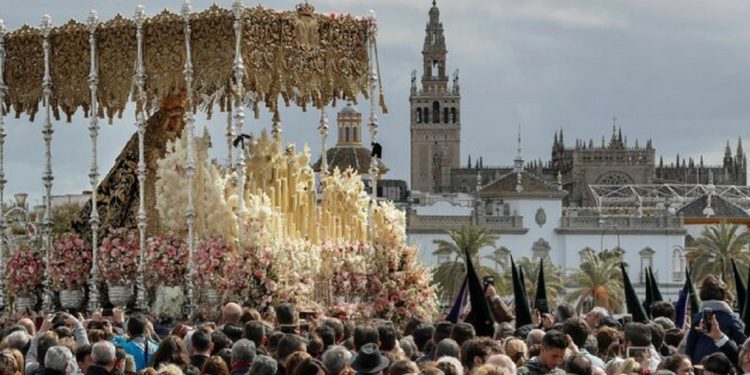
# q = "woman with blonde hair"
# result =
<box><xmin>0</xmin><ymin>349</ymin><xmax>21</xmax><ymax>375</ymax></box>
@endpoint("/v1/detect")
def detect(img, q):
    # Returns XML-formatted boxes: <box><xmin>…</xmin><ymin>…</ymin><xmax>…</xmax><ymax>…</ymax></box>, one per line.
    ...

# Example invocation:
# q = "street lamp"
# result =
<box><xmin>599</xmin><ymin>219</ymin><xmax>621</xmax><ymax>251</ymax></box>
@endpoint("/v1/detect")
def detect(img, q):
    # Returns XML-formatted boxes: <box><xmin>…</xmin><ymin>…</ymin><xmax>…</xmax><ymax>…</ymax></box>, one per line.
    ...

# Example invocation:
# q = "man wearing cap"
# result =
<box><xmin>350</xmin><ymin>343</ymin><xmax>390</xmax><ymax>375</ymax></box>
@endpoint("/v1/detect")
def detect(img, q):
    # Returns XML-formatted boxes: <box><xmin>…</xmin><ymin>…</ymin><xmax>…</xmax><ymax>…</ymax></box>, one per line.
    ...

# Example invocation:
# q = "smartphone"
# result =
<box><xmin>102</xmin><ymin>308</ymin><xmax>113</xmax><ymax>317</ymax></box>
<box><xmin>626</xmin><ymin>346</ymin><xmax>650</xmax><ymax>363</ymax></box>
<box><xmin>483</xmin><ymin>276</ymin><xmax>495</xmax><ymax>286</ymax></box>
<box><xmin>703</xmin><ymin>308</ymin><xmax>714</xmax><ymax>331</ymax></box>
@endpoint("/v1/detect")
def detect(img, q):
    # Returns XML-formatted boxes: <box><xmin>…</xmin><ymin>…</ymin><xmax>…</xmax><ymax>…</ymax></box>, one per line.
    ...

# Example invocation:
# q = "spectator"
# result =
<box><xmin>562</xmin><ymin>317</ymin><xmax>605</xmax><ymax>369</ymax></box>
<box><xmin>250</xmin><ymin>355</ymin><xmax>278</xmax><ymax>375</ymax></box>
<box><xmin>686</xmin><ymin>275</ymin><xmax>746</xmax><ymax>365</ymax></box>
<box><xmin>517</xmin><ymin>330</ymin><xmax>568</xmax><ymax>375</ymax></box>
<box><xmin>189</xmin><ymin>330</ymin><xmax>212</xmax><ymax>370</ymax></box>
<box><xmin>321</xmin><ymin>346</ymin><xmax>351</xmax><ymax>375</ymax></box>
<box><xmin>202</xmin><ymin>356</ymin><xmax>229</xmax><ymax>375</ymax></box>
<box><xmin>112</xmin><ymin>315</ymin><xmax>158</xmax><ymax>372</ymax></box>
<box><xmin>657</xmin><ymin>354</ymin><xmax>693</xmax><ymax>375</ymax></box>
<box><xmin>350</xmin><ymin>343</ymin><xmax>389</xmax><ymax>375</ymax></box>
<box><xmin>87</xmin><ymin>341</ymin><xmax>116</xmax><ymax>375</ymax></box>
<box><xmin>229</xmin><ymin>339</ymin><xmax>255</xmax><ymax>375</ymax></box>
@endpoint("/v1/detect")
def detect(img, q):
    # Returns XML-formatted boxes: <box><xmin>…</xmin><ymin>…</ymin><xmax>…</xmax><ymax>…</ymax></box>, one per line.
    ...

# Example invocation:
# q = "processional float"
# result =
<box><xmin>0</xmin><ymin>0</ymin><xmax>419</xmax><ymax>319</ymax></box>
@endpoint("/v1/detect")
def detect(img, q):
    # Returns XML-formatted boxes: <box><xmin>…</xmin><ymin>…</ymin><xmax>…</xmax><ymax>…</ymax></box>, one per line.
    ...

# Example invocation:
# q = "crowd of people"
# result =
<box><xmin>0</xmin><ymin>274</ymin><xmax>746</xmax><ymax>375</ymax></box>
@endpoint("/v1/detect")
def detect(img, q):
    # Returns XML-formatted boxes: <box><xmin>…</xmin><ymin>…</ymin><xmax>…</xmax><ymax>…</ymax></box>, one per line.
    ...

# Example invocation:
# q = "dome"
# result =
<box><xmin>313</xmin><ymin>147</ymin><xmax>389</xmax><ymax>176</ymax></box>
<box><xmin>338</xmin><ymin>102</ymin><xmax>360</xmax><ymax>116</ymax></box>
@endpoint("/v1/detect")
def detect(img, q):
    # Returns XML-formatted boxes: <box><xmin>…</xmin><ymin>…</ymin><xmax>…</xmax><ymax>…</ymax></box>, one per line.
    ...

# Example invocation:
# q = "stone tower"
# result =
<box><xmin>410</xmin><ymin>0</ymin><xmax>461</xmax><ymax>193</ymax></box>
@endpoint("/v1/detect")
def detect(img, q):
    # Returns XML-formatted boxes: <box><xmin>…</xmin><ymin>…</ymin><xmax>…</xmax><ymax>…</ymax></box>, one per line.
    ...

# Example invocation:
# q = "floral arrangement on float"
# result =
<box><xmin>5</xmin><ymin>244</ymin><xmax>45</xmax><ymax>298</ymax></box>
<box><xmin>145</xmin><ymin>232</ymin><xmax>189</xmax><ymax>287</ymax></box>
<box><xmin>195</xmin><ymin>237</ymin><xmax>231</xmax><ymax>290</ymax></box>
<box><xmin>49</xmin><ymin>232</ymin><xmax>91</xmax><ymax>291</ymax></box>
<box><xmin>221</xmin><ymin>243</ymin><xmax>277</xmax><ymax>309</ymax></box>
<box><xmin>99</xmin><ymin>228</ymin><xmax>140</xmax><ymax>286</ymax></box>
<box><xmin>318</xmin><ymin>241</ymin><xmax>369</xmax><ymax>301</ymax></box>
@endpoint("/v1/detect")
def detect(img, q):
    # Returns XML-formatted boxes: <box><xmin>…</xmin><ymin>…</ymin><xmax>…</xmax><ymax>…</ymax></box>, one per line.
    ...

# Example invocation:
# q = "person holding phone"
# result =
<box><xmin>685</xmin><ymin>275</ymin><xmax>746</xmax><ymax>365</ymax></box>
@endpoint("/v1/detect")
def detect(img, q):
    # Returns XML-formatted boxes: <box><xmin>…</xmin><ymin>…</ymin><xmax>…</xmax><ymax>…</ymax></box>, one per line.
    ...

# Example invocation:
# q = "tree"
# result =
<box><xmin>566</xmin><ymin>249</ymin><xmax>625</xmax><ymax>313</ymax></box>
<box><xmin>432</xmin><ymin>226</ymin><xmax>499</xmax><ymax>302</ymax></box>
<box><xmin>687</xmin><ymin>222</ymin><xmax>750</xmax><ymax>292</ymax></box>
<box><xmin>52</xmin><ymin>202</ymin><xmax>84</xmax><ymax>235</ymax></box>
<box><xmin>501</xmin><ymin>256</ymin><xmax>565</xmax><ymax>306</ymax></box>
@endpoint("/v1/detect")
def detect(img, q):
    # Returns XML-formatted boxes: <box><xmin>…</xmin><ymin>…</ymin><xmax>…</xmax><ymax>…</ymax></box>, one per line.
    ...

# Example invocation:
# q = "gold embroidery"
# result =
<box><xmin>3</xmin><ymin>5</ymin><xmax>377</xmax><ymax>121</ymax></box>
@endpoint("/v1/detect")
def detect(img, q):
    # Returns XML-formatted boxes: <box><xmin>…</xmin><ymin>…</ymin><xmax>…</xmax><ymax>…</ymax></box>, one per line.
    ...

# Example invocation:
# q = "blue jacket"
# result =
<box><xmin>112</xmin><ymin>335</ymin><xmax>159</xmax><ymax>372</ymax></box>
<box><xmin>685</xmin><ymin>300</ymin><xmax>746</xmax><ymax>364</ymax></box>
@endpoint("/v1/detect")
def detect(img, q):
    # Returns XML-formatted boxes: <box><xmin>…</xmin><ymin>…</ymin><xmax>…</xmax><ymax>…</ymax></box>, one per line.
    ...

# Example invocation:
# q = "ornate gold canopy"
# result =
<box><xmin>2</xmin><ymin>3</ymin><xmax>378</xmax><ymax>122</ymax></box>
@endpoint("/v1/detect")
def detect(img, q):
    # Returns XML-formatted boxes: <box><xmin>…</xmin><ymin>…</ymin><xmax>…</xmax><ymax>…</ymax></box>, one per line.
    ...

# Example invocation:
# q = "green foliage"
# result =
<box><xmin>566</xmin><ymin>248</ymin><xmax>625</xmax><ymax>313</ymax></box>
<box><xmin>431</xmin><ymin>226</ymin><xmax>499</xmax><ymax>303</ymax></box>
<box><xmin>687</xmin><ymin>222</ymin><xmax>750</xmax><ymax>293</ymax></box>
<box><xmin>500</xmin><ymin>256</ymin><xmax>565</xmax><ymax>306</ymax></box>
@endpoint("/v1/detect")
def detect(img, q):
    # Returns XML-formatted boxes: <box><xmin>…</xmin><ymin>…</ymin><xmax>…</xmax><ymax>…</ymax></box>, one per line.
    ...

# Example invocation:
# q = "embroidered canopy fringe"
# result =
<box><xmin>2</xmin><ymin>4</ymin><xmax>378</xmax><ymax>122</ymax></box>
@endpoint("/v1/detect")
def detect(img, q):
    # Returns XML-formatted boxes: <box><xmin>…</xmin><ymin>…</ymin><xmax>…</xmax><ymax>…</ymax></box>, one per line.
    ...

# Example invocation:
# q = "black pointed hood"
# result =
<box><xmin>463</xmin><ymin>249</ymin><xmax>495</xmax><ymax>336</ymax></box>
<box><xmin>534</xmin><ymin>258</ymin><xmax>549</xmax><ymax>314</ymax></box>
<box><xmin>446</xmin><ymin>277</ymin><xmax>468</xmax><ymax>324</ymax></box>
<box><xmin>643</xmin><ymin>267</ymin><xmax>654</xmax><ymax>316</ymax></box>
<box><xmin>621</xmin><ymin>262</ymin><xmax>649</xmax><ymax>323</ymax></box>
<box><xmin>732</xmin><ymin>259</ymin><xmax>746</xmax><ymax>312</ymax></box>
<box><xmin>649</xmin><ymin>267</ymin><xmax>664</xmax><ymax>302</ymax></box>
<box><xmin>511</xmin><ymin>255</ymin><xmax>533</xmax><ymax>328</ymax></box>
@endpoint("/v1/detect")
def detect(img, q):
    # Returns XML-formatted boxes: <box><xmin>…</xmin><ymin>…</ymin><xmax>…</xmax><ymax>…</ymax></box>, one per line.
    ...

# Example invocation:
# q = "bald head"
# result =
<box><xmin>17</xmin><ymin>318</ymin><xmax>36</xmax><ymax>336</ymax></box>
<box><xmin>223</xmin><ymin>303</ymin><xmax>243</xmax><ymax>326</ymax></box>
<box><xmin>91</xmin><ymin>341</ymin><xmax>116</xmax><ymax>368</ymax></box>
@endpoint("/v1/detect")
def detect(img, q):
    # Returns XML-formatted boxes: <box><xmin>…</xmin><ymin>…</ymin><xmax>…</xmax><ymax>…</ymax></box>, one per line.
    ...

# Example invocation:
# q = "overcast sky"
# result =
<box><xmin>3</xmin><ymin>0</ymin><xmax>750</xmax><ymax>205</ymax></box>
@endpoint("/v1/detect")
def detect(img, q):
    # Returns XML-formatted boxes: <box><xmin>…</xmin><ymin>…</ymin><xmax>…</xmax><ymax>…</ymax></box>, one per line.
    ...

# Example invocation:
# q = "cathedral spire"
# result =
<box><xmin>514</xmin><ymin>124</ymin><xmax>524</xmax><ymax>171</ymax></box>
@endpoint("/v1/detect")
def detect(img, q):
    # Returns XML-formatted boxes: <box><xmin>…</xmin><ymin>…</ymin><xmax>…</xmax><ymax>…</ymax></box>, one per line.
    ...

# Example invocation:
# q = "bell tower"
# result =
<box><xmin>410</xmin><ymin>0</ymin><xmax>461</xmax><ymax>193</ymax></box>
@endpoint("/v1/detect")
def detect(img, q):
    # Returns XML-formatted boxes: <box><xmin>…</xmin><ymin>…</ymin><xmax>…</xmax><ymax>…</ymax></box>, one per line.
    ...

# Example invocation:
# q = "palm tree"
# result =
<box><xmin>500</xmin><ymin>256</ymin><xmax>565</xmax><ymax>306</ymax></box>
<box><xmin>687</xmin><ymin>222</ymin><xmax>750</xmax><ymax>292</ymax></box>
<box><xmin>432</xmin><ymin>226</ymin><xmax>499</xmax><ymax>302</ymax></box>
<box><xmin>566</xmin><ymin>249</ymin><xmax>625</xmax><ymax>313</ymax></box>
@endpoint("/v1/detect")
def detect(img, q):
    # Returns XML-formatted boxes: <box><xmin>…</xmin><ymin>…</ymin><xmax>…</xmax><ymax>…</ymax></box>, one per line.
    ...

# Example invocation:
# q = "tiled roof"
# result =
<box><xmin>481</xmin><ymin>169</ymin><xmax>564</xmax><ymax>198</ymax></box>
<box><xmin>677</xmin><ymin>194</ymin><xmax>749</xmax><ymax>218</ymax></box>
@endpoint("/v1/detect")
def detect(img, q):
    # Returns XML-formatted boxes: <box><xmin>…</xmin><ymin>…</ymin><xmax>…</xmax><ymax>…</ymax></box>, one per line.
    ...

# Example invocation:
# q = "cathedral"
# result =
<box><xmin>409</xmin><ymin>2</ymin><xmax>747</xmax><ymax>207</ymax></box>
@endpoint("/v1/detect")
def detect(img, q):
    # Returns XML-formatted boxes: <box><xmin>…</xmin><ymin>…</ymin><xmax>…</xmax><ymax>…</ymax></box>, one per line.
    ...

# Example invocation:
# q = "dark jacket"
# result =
<box><xmin>517</xmin><ymin>357</ymin><xmax>565</xmax><ymax>375</ymax></box>
<box><xmin>190</xmin><ymin>355</ymin><xmax>209</xmax><ymax>371</ymax></box>
<box><xmin>686</xmin><ymin>300</ymin><xmax>746</xmax><ymax>364</ymax></box>
<box><xmin>85</xmin><ymin>365</ymin><xmax>113</xmax><ymax>375</ymax></box>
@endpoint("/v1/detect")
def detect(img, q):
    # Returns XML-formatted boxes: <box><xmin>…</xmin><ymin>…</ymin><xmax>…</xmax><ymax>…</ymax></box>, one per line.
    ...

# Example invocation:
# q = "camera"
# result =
<box><xmin>703</xmin><ymin>308</ymin><xmax>714</xmax><ymax>331</ymax></box>
<box><xmin>482</xmin><ymin>276</ymin><xmax>495</xmax><ymax>286</ymax></box>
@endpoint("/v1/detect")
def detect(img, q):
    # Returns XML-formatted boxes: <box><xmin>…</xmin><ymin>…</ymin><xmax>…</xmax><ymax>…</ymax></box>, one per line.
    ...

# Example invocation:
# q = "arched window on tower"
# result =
<box><xmin>416</xmin><ymin>108</ymin><xmax>422</xmax><ymax>123</ymax></box>
<box><xmin>432</xmin><ymin>60</ymin><xmax>439</xmax><ymax>78</ymax></box>
<box><xmin>639</xmin><ymin>247</ymin><xmax>655</xmax><ymax>284</ymax></box>
<box><xmin>345</xmin><ymin>127</ymin><xmax>350</xmax><ymax>143</ymax></box>
<box><xmin>433</xmin><ymin>101</ymin><xmax>440</xmax><ymax>124</ymax></box>
<box><xmin>451</xmin><ymin>108</ymin><xmax>457</xmax><ymax>123</ymax></box>
<box><xmin>424</xmin><ymin>107</ymin><xmax>430</xmax><ymax>123</ymax></box>
<box><xmin>443</xmin><ymin>108</ymin><xmax>449</xmax><ymax>123</ymax></box>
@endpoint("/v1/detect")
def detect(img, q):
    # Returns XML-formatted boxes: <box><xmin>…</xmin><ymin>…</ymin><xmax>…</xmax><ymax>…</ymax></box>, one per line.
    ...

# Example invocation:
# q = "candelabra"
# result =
<box><xmin>318</xmin><ymin>109</ymin><xmax>328</xmax><ymax>175</ymax></box>
<box><xmin>40</xmin><ymin>15</ymin><xmax>54</xmax><ymax>313</ymax></box>
<box><xmin>0</xmin><ymin>19</ymin><xmax>7</xmax><ymax>312</ymax></box>
<box><xmin>86</xmin><ymin>10</ymin><xmax>101</xmax><ymax>312</ymax></box>
<box><xmin>181</xmin><ymin>0</ymin><xmax>196</xmax><ymax>317</ymax></box>
<box><xmin>232</xmin><ymin>0</ymin><xmax>246</xmax><ymax>244</ymax></box>
<box><xmin>133</xmin><ymin>5</ymin><xmax>148</xmax><ymax>312</ymax></box>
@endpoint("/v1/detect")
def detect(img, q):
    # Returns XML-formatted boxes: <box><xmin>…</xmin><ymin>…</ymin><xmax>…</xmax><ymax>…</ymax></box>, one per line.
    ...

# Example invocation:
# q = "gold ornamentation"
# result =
<box><xmin>191</xmin><ymin>5</ymin><xmax>233</xmax><ymax>118</ymax></box>
<box><xmin>97</xmin><ymin>14</ymin><xmax>136</xmax><ymax>123</ymax></box>
<box><xmin>50</xmin><ymin>20</ymin><xmax>90</xmax><ymax>122</ymax></box>
<box><xmin>3</xmin><ymin>5</ymin><xmax>377</xmax><ymax>121</ymax></box>
<box><xmin>143</xmin><ymin>10</ymin><xmax>186</xmax><ymax>115</ymax></box>
<box><xmin>4</xmin><ymin>25</ymin><xmax>43</xmax><ymax>121</ymax></box>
